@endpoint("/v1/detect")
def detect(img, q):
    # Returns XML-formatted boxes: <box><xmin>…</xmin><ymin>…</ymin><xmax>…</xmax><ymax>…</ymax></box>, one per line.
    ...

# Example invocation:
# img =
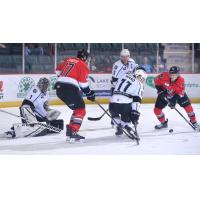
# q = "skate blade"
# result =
<box><xmin>66</xmin><ymin>136</ymin><xmax>71</xmax><ymax>141</ymax></box>
<box><xmin>69</xmin><ymin>138</ymin><xmax>85</xmax><ymax>144</ymax></box>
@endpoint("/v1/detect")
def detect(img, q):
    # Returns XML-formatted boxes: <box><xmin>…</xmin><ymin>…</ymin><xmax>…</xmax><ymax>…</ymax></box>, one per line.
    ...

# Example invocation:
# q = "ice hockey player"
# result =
<box><xmin>111</xmin><ymin>49</ymin><xmax>138</xmax><ymax>94</ymax></box>
<box><xmin>154</xmin><ymin>66</ymin><xmax>199</xmax><ymax>130</ymax></box>
<box><xmin>109</xmin><ymin>67</ymin><xmax>147</xmax><ymax>136</ymax></box>
<box><xmin>55</xmin><ymin>49</ymin><xmax>95</xmax><ymax>142</ymax></box>
<box><xmin>5</xmin><ymin>77</ymin><xmax>64</xmax><ymax>138</ymax></box>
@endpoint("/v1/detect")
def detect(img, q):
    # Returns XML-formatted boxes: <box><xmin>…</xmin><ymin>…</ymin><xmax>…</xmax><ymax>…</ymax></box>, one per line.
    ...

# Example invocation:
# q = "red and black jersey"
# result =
<box><xmin>56</xmin><ymin>57</ymin><xmax>90</xmax><ymax>89</ymax></box>
<box><xmin>154</xmin><ymin>72</ymin><xmax>185</xmax><ymax>97</ymax></box>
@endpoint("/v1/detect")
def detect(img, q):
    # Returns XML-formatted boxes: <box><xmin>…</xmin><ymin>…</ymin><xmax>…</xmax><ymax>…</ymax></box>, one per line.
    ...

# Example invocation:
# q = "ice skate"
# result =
<box><xmin>155</xmin><ymin>119</ymin><xmax>168</xmax><ymax>130</ymax></box>
<box><xmin>66</xmin><ymin>125</ymin><xmax>85</xmax><ymax>143</ymax></box>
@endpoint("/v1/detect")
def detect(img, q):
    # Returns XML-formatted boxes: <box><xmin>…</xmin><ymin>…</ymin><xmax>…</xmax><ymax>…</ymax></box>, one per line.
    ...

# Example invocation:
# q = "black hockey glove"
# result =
<box><xmin>168</xmin><ymin>94</ymin><xmax>179</xmax><ymax>109</ymax></box>
<box><xmin>158</xmin><ymin>90</ymin><xmax>167</xmax><ymax>102</ymax></box>
<box><xmin>86</xmin><ymin>90</ymin><xmax>95</xmax><ymax>102</ymax></box>
<box><xmin>130</xmin><ymin>110</ymin><xmax>140</xmax><ymax>124</ymax></box>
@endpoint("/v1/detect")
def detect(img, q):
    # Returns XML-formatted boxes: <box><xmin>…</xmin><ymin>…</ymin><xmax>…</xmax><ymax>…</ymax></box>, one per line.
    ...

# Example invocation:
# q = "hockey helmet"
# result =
<box><xmin>120</xmin><ymin>49</ymin><xmax>130</xmax><ymax>57</ymax></box>
<box><xmin>77</xmin><ymin>49</ymin><xmax>89</xmax><ymax>61</ymax></box>
<box><xmin>37</xmin><ymin>77</ymin><xmax>50</xmax><ymax>93</ymax></box>
<box><xmin>169</xmin><ymin>66</ymin><xmax>181</xmax><ymax>74</ymax></box>
<box><xmin>134</xmin><ymin>67</ymin><xmax>147</xmax><ymax>83</ymax></box>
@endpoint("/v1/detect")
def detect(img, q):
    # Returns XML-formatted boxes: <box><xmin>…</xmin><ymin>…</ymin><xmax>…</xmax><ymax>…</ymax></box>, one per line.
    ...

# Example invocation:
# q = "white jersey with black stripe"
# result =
<box><xmin>111</xmin><ymin>73</ymin><xmax>144</xmax><ymax>111</ymax></box>
<box><xmin>111</xmin><ymin>58</ymin><xmax>138</xmax><ymax>87</ymax></box>
<box><xmin>25</xmin><ymin>86</ymin><xmax>49</xmax><ymax>118</ymax></box>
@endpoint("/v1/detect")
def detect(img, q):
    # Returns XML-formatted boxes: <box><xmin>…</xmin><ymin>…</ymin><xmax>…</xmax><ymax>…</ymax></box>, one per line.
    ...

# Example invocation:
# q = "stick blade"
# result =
<box><xmin>87</xmin><ymin>117</ymin><xmax>101</xmax><ymax>121</ymax></box>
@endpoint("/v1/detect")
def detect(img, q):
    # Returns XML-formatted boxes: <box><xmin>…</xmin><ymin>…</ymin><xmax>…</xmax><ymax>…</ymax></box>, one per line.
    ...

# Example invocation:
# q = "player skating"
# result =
<box><xmin>154</xmin><ymin>66</ymin><xmax>200</xmax><ymax>130</ymax></box>
<box><xmin>5</xmin><ymin>77</ymin><xmax>63</xmax><ymax>138</ymax></box>
<box><xmin>55</xmin><ymin>49</ymin><xmax>95</xmax><ymax>142</ymax></box>
<box><xmin>109</xmin><ymin>67</ymin><xmax>147</xmax><ymax>136</ymax></box>
<box><xmin>111</xmin><ymin>49</ymin><xmax>138</xmax><ymax>94</ymax></box>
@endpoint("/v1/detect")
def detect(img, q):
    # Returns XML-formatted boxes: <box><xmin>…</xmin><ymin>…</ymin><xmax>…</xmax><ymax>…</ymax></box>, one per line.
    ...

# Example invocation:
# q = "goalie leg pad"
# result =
<box><xmin>47</xmin><ymin>119</ymin><xmax>64</xmax><ymax>133</ymax></box>
<box><xmin>47</xmin><ymin>109</ymin><xmax>61</xmax><ymax>121</ymax></box>
<box><xmin>20</xmin><ymin>105</ymin><xmax>37</xmax><ymax>124</ymax></box>
<box><xmin>13</xmin><ymin>123</ymin><xmax>47</xmax><ymax>137</ymax></box>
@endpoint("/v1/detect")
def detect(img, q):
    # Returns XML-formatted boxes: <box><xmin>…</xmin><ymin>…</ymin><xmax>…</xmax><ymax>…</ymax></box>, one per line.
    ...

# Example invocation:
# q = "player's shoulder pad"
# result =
<box><xmin>128</xmin><ymin>58</ymin><xmax>136</xmax><ymax>63</ymax></box>
<box><xmin>113</xmin><ymin>59</ymin><xmax>121</xmax><ymax>67</ymax></box>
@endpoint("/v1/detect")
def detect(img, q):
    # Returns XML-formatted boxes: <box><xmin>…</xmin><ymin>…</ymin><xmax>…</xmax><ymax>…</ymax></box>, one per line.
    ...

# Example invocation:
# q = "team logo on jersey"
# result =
<box><xmin>0</xmin><ymin>81</ymin><xmax>4</xmax><ymax>100</ymax></box>
<box><xmin>48</xmin><ymin>76</ymin><xmax>58</xmax><ymax>97</ymax></box>
<box><xmin>146</xmin><ymin>76</ymin><xmax>155</xmax><ymax>88</ymax></box>
<box><xmin>17</xmin><ymin>77</ymin><xmax>35</xmax><ymax>98</ymax></box>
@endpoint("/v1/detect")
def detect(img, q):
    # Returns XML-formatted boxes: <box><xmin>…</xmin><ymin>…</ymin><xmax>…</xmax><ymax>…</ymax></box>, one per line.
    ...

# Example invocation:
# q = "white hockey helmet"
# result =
<box><xmin>120</xmin><ymin>49</ymin><xmax>130</xmax><ymax>57</ymax></box>
<box><xmin>134</xmin><ymin>67</ymin><xmax>147</xmax><ymax>83</ymax></box>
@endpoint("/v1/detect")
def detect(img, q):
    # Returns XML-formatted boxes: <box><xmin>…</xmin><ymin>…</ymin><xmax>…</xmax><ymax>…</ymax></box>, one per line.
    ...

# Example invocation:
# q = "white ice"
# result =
<box><xmin>0</xmin><ymin>104</ymin><xmax>200</xmax><ymax>154</ymax></box>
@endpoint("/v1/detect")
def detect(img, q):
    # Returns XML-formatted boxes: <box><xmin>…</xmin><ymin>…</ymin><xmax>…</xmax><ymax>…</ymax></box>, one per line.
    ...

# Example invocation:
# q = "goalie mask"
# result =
<box><xmin>37</xmin><ymin>77</ymin><xmax>50</xmax><ymax>93</ymax></box>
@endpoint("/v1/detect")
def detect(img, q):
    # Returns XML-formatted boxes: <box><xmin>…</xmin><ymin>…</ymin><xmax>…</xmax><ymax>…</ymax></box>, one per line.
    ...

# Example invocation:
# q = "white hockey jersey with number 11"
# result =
<box><xmin>111</xmin><ymin>72</ymin><xmax>144</xmax><ymax>111</ymax></box>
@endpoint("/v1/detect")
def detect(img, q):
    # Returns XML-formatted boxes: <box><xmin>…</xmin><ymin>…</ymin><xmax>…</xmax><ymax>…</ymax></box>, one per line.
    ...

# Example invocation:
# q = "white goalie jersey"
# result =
<box><xmin>111</xmin><ymin>72</ymin><xmax>144</xmax><ymax>111</ymax></box>
<box><xmin>25</xmin><ymin>86</ymin><xmax>49</xmax><ymax>118</ymax></box>
<box><xmin>111</xmin><ymin>58</ymin><xmax>138</xmax><ymax>88</ymax></box>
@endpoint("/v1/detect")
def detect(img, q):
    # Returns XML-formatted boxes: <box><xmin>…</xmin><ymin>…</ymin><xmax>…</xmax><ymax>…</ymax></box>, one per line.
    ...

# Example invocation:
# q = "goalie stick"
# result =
<box><xmin>87</xmin><ymin>108</ymin><xmax>109</xmax><ymax>121</ymax></box>
<box><xmin>94</xmin><ymin>100</ymin><xmax>140</xmax><ymax>144</ymax></box>
<box><xmin>0</xmin><ymin>109</ymin><xmax>62</xmax><ymax>134</ymax></box>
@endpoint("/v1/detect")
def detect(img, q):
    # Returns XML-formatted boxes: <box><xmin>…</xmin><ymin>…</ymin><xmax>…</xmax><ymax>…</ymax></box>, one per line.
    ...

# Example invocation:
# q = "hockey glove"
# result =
<box><xmin>158</xmin><ymin>90</ymin><xmax>167</xmax><ymax>102</ymax></box>
<box><xmin>168</xmin><ymin>94</ymin><xmax>179</xmax><ymax>109</ymax></box>
<box><xmin>130</xmin><ymin>110</ymin><xmax>140</xmax><ymax>124</ymax></box>
<box><xmin>86</xmin><ymin>90</ymin><xmax>95</xmax><ymax>102</ymax></box>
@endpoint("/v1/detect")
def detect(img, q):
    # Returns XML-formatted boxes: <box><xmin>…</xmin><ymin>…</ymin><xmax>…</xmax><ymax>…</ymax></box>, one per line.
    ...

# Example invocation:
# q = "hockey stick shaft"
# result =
<box><xmin>163</xmin><ymin>97</ymin><xmax>196</xmax><ymax>130</ymax></box>
<box><xmin>174</xmin><ymin>107</ymin><xmax>195</xmax><ymax>130</ymax></box>
<box><xmin>87</xmin><ymin>108</ymin><xmax>109</xmax><ymax>121</ymax></box>
<box><xmin>94</xmin><ymin>100</ymin><xmax>139</xmax><ymax>142</ymax></box>
<box><xmin>0</xmin><ymin>109</ymin><xmax>62</xmax><ymax>133</ymax></box>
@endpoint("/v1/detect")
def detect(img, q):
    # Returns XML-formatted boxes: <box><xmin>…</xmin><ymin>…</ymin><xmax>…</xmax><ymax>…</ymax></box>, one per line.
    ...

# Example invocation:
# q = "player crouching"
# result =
<box><xmin>5</xmin><ymin>77</ymin><xmax>64</xmax><ymax>138</ymax></box>
<box><xmin>109</xmin><ymin>67</ymin><xmax>147</xmax><ymax>136</ymax></box>
<box><xmin>154</xmin><ymin>66</ymin><xmax>199</xmax><ymax>131</ymax></box>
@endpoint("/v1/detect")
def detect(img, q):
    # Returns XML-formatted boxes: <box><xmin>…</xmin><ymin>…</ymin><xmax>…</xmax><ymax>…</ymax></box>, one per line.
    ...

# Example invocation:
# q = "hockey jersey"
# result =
<box><xmin>154</xmin><ymin>72</ymin><xmax>185</xmax><ymax>98</ymax></box>
<box><xmin>56</xmin><ymin>57</ymin><xmax>90</xmax><ymax>90</ymax></box>
<box><xmin>23</xmin><ymin>86</ymin><xmax>49</xmax><ymax>118</ymax></box>
<box><xmin>111</xmin><ymin>72</ymin><xmax>144</xmax><ymax>111</ymax></box>
<box><xmin>111</xmin><ymin>58</ymin><xmax>138</xmax><ymax>88</ymax></box>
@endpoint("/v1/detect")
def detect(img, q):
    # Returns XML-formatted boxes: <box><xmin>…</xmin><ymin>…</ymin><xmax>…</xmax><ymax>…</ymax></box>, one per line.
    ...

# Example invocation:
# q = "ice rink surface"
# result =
<box><xmin>0</xmin><ymin>104</ymin><xmax>199</xmax><ymax>155</ymax></box>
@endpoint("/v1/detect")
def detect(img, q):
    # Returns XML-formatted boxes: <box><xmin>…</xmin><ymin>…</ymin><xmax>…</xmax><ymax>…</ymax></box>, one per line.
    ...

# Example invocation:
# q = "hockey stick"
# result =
<box><xmin>94</xmin><ymin>100</ymin><xmax>140</xmax><ymax>144</ymax></box>
<box><xmin>174</xmin><ymin>107</ymin><xmax>196</xmax><ymax>130</ymax></box>
<box><xmin>164</xmin><ymin>97</ymin><xmax>196</xmax><ymax>131</ymax></box>
<box><xmin>0</xmin><ymin>109</ymin><xmax>62</xmax><ymax>133</ymax></box>
<box><xmin>87</xmin><ymin>108</ymin><xmax>109</xmax><ymax>121</ymax></box>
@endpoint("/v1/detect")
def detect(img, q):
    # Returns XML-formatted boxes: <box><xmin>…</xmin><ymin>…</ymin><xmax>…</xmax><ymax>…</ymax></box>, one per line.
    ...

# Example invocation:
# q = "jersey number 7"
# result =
<box><xmin>61</xmin><ymin>62</ymin><xmax>75</xmax><ymax>77</ymax></box>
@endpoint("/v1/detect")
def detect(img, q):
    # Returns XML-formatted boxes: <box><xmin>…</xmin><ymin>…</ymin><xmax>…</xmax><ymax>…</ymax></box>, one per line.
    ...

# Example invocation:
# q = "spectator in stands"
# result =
<box><xmin>158</xmin><ymin>56</ymin><xmax>167</xmax><ymax>72</ymax></box>
<box><xmin>25</xmin><ymin>44</ymin><xmax>32</xmax><ymax>73</ymax></box>
<box><xmin>34</xmin><ymin>44</ymin><xmax>44</xmax><ymax>55</ymax></box>
<box><xmin>154</xmin><ymin>56</ymin><xmax>167</xmax><ymax>72</ymax></box>
<box><xmin>141</xmin><ymin>56</ymin><xmax>153</xmax><ymax>73</ymax></box>
<box><xmin>90</xmin><ymin>56</ymin><xmax>97</xmax><ymax>72</ymax></box>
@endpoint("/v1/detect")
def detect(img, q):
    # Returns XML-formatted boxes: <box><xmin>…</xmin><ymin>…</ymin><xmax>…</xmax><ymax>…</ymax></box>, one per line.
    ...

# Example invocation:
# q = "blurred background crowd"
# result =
<box><xmin>0</xmin><ymin>43</ymin><xmax>199</xmax><ymax>74</ymax></box>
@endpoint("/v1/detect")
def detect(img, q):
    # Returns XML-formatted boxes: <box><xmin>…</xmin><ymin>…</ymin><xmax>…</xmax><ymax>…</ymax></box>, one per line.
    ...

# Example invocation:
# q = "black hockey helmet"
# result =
<box><xmin>77</xmin><ymin>49</ymin><xmax>89</xmax><ymax>61</ymax></box>
<box><xmin>169</xmin><ymin>66</ymin><xmax>181</xmax><ymax>74</ymax></box>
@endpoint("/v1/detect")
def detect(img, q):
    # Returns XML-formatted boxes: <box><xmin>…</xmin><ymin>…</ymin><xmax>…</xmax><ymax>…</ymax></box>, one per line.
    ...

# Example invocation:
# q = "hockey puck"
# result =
<box><xmin>169</xmin><ymin>129</ymin><xmax>173</xmax><ymax>133</ymax></box>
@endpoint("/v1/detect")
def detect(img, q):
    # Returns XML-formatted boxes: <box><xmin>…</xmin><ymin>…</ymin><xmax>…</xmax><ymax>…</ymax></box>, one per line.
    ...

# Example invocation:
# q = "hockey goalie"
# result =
<box><xmin>5</xmin><ymin>77</ymin><xmax>64</xmax><ymax>138</ymax></box>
